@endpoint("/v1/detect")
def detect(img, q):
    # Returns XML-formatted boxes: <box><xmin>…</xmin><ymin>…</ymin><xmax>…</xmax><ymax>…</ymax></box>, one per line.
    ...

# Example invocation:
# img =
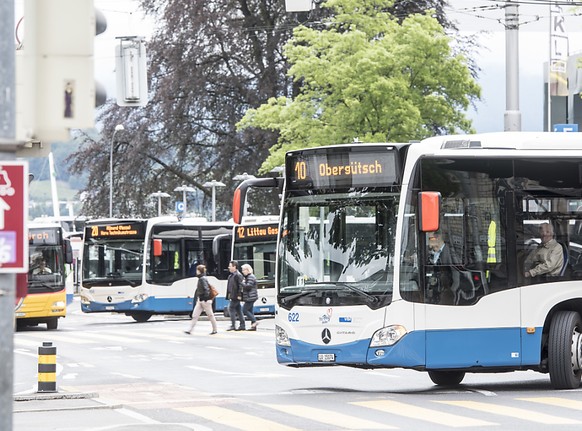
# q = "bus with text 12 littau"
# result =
<box><xmin>15</xmin><ymin>222</ymin><xmax>74</xmax><ymax>330</ymax></box>
<box><xmin>80</xmin><ymin>216</ymin><xmax>232</xmax><ymax>322</ymax></box>
<box><xmin>232</xmin><ymin>215</ymin><xmax>279</xmax><ymax>315</ymax></box>
<box><xmin>273</xmin><ymin>133</ymin><xmax>582</xmax><ymax>389</ymax></box>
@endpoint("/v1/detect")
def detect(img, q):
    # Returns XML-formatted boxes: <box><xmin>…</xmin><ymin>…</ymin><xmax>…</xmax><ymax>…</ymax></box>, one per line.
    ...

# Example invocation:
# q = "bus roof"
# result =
<box><xmin>421</xmin><ymin>132</ymin><xmax>582</xmax><ymax>151</ymax></box>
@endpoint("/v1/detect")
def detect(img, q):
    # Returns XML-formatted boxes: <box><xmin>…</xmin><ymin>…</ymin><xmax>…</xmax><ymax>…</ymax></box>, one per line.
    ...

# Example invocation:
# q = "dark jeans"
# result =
<box><xmin>228</xmin><ymin>299</ymin><xmax>245</xmax><ymax>328</ymax></box>
<box><xmin>243</xmin><ymin>300</ymin><xmax>256</xmax><ymax>324</ymax></box>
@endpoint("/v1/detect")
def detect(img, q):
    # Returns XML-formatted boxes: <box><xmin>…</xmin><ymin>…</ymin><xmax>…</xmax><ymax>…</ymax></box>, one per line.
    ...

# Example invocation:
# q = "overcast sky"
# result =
<box><xmin>91</xmin><ymin>0</ymin><xmax>582</xmax><ymax>134</ymax></box>
<box><xmin>447</xmin><ymin>0</ymin><xmax>582</xmax><ymax>132</ymax></box>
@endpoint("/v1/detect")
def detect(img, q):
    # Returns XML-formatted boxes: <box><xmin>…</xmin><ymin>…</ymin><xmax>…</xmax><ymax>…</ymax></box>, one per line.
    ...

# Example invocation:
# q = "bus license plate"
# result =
<box><xmin>318</xmin><ymin>353</ymin><xmax>335</xmax><ymax>362</ymax></box>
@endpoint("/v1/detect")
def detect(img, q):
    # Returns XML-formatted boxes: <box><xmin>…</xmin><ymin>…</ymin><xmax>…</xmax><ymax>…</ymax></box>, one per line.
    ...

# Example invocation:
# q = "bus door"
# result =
<box><xmin>418</xmin><ymin>189</ymin><xmax>522</xmax><ymax>369</ymax></box>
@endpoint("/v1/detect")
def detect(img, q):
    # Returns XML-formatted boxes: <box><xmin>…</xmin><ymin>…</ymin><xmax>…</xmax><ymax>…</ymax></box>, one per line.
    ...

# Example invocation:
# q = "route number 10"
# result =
<box><xmin>294</xmin><ymin>161</ymin><xmax>307</xmax><ymax>180</ymax></box>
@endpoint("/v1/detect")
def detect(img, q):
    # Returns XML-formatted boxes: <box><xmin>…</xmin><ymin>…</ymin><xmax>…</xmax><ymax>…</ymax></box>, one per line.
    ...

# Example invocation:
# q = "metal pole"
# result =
<box><xmin>504</xmin><ymin>0</ymin><xmax>521</xmax><ymax>131</ymax></box>
<box><xmin>211</xmin><ymin>185</ymin><xmax>216</xmax><ymax>222</ymax></box>
<box><xmin>109</xmin><ymin>126</ymin><xmax>123</xmax><ymax>218</ymax></box>
<box><xmin>109</xmin><ymin>137</ymin><xmax>113</xmax><ymax>217</ymax></box>
<box><xmin>157</xmin><ymin>196</ymin><xmax>162</xmax><ymax>216</ymax></box>
<box><xmin>182</xmin><ymin>190</ymin><xmax>187</xmax><ymax>215</ymax></box>
<box><xmin>0</xmin><ymin>0</ymin><xmax>16</xmax><ymax>428</ymax></box>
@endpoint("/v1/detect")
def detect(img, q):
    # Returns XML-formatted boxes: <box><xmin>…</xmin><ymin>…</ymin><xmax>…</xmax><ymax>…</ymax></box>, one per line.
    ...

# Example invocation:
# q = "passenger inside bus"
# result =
<box><xmin>524</xmin><ymin>223</ymin><xmax>564</xmax><ymax>280</ymax></box>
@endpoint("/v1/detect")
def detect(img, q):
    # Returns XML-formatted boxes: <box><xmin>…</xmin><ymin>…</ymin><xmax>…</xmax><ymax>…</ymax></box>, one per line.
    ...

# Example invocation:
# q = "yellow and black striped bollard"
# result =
<box><xmin>37</xmin><ymin>341</ymin><xmax>57</xmax><ymax>393</ymax></box>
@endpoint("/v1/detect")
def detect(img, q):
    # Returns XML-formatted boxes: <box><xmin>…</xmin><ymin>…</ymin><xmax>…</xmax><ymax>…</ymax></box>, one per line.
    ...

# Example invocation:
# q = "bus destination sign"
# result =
<box><xmin>235</xmin><ymin>224</ymin><xmax>279</xmax><ymax>241</ymax></box>
<box><xmin>87</xmin><ymin>223</ymin><xmax>145</xmax><ymax>239</ymax></box>
<box><xmin>287</xmin><ymin>149</ymin><xmax>398</xmax><ymax>189</ymax></box>
<box><xmin>29</xmin><ymin>228</ymin><xmax>59</xmax><ymax>245</ymax></box>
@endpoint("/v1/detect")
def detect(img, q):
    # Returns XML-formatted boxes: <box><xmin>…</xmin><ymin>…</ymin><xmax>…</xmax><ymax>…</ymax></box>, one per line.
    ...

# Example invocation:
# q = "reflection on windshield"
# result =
<box><xmin>83</xmin><ymin>239</ymin><xmax>143</xmax><ymax>282</ymax></box>
<box><xmin>278</xmin><ymin>191</ymin><xmax>397</xmax><ymax>307</ymax></box>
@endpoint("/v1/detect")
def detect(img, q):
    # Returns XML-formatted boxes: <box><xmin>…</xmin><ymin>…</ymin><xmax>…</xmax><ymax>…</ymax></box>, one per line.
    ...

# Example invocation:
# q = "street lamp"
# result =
<box><xmin>203</xmin><ymin>180</ymin><xmax>226</xmax><ymax>222</ymax></box>
<box><xmin>109</xmin><ymin>124</ymin><xmax>124</xmax><ymax>218</ymax></box>
<box><xmin>148</xmin><ymin>191</ymin><xmax>171</xmax><ymax>217</ymax></box>
<box><xmin>173</xmin><ymin>185</ymin><xmax>196</xmax><ymax>215</ymax></box>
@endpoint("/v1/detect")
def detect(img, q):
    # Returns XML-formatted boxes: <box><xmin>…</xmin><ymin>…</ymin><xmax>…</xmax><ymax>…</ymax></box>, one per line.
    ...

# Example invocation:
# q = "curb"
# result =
<box><xmin>13</xmin><ymin>391</ymin><xmax>99</xmax><ymax>402</ymax></box>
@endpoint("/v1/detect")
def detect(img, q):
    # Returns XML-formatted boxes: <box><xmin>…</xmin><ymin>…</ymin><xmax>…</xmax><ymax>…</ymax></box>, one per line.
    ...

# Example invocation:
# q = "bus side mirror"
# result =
<box><xmin>153</xmin><ymin>239</ymin><xmax>162</xmax><ymax>257</ymax></box>
<box><xmin>419</xmin><ymin>191</ymin><xmax>441</xmax><ymax>232</ymax></box>
<box><xmin>64</xmin><ymin>239</ymin><xmax>74</xmax><ymax>264</ymax></box>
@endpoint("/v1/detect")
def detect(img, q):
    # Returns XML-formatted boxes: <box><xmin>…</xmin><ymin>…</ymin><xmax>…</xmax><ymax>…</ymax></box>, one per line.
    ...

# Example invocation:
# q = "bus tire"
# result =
<box><xmin>428</xmin><ymin>370</ymin><xmax>465</xmax><ymax>386</ymax></box>
<box><xmin>130</xmin><ymin>312</ymin><xmax>152</xmax><ymax>323</ymax></box>
<box><xmin>46</xmin><ymin>318</ymin><xmax>58</xmax><ymax>330</ymax></box>
<box><xmin>548</xmin><ymin>310</ymin><xmax>582</xmax><ymax>389</ymax></box>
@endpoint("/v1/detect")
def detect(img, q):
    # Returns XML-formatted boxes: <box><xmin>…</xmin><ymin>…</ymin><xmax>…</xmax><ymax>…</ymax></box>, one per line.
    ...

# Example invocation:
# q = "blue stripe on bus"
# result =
<box><xmin>278</xmin><ymin>327</ymin><xmax>543</xmax><ymax>369</ymax></box>
<box><xmin>81</xmin><ymin>296</ymin><xmax>194</xmax><ymax>313</ymax></box>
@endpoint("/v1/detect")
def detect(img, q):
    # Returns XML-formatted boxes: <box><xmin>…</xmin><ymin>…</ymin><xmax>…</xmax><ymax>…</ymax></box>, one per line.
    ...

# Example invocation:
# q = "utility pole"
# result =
<box><xmin>0</xmin><ymin>0</ymin><xmax>17</xmax><ymax>428</ymax></box>
<box><xmin>504</xmin><ymin>0</ymin><xmax>521</xmax><ymax>131</ymax></box>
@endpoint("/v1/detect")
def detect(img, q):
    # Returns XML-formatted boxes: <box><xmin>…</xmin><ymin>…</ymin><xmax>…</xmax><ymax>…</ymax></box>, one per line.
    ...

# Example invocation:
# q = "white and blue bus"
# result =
<box><xmin>274</xmin><ymin>132</ymin><xmax>582</xmax><ymax>389</ymax></box>
<box><xmin>232</xmin><ymin>216</ymin><xmax>279</xmax><ymax>314</ymax></box>
<box><xmin>80</xmin><ymin>216</ymin><xmax>232</xmax><ymax>322</ymax></box>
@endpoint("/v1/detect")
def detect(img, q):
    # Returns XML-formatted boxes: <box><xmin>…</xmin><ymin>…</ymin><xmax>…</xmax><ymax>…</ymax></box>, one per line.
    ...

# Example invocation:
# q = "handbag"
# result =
<box><xmin>208</xmin><ymin>284</ymin><xmax>219</xmax><ymax>300</ymax></box>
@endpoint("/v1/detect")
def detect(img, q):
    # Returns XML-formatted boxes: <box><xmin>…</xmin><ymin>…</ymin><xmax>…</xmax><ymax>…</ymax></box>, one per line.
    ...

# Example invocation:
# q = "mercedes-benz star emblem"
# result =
<box><xmin>107</xmin><ymin>296</ymin><xmax>113</xmax><ymax>303</ymax></box>
<box><xmin>321</xmin><ymin>328</ymin><xmax>332</xmax><ymax>344</ymax></box>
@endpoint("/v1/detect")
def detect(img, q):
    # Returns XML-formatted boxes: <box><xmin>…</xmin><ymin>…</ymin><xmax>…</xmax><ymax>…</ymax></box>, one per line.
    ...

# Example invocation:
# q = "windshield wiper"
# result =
<box><xmin>280</xmin><ymin>289</ymin><xmax>319</xmax><ymax>305</ymax></box>
<box><xmin>335</xmin><ymin>282</ymin><xmax>378</xmax><ymax>303</ymax></box>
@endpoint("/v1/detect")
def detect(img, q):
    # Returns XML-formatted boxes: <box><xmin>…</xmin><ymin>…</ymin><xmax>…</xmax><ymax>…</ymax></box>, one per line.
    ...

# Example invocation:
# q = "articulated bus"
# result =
<box><xmin>273</xmin><ymin>132</ymin><xmax>582</xmax><ymax>389</ymax></box>
<box><xmin>80</xmin><ymin>217</ymin><xmax>232</xmax><ymax>322</ymax></box>
<box><xmin>15</xmin><ymin>222</ymin><xmax>74</xmax><ymax>330</ymax></box>
<box><xmin>232</xmin><ymin>216</ymin><xmax>279</xmax><ymax>314</ymax></box>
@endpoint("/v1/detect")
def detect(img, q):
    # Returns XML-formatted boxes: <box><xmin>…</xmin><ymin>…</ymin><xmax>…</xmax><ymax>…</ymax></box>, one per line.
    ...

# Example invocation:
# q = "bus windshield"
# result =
<box><xmin>29</xmin><ymin>245</ymin><xmax>64</xmax><ymax>291</ymax></box>
<box><xmin>83</xmin><ymin>239</ymin><xmax>143</xmax><ymax>285</ymax></box>
<box><xmin>278</xmin><ymin>191</ymin><xmax>397</xmax><ymax>309</ymax></box>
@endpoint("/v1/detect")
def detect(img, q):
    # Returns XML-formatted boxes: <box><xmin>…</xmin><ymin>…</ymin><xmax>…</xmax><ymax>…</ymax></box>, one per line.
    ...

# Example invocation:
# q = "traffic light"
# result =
<box><xmin>115</xmin><ymin>37</ymin><xmax>148</xmax><ymax>107</ymax></box>
<box><xmin>16</xmin><ymin>0</ymin><xmax>106</xmax><ymax>156</ymax></box>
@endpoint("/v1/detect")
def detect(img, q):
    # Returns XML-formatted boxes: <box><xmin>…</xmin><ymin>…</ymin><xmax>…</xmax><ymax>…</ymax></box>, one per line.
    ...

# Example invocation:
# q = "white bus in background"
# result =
<box><xmin>80</xmin><ymin>216</ymin><xmax>232</xmax><ymax>322</ymax></box>
<box><xmin>274</xmin><ymin>133</ymin><xmax>582</xmax><ymax>390</ymax></box>
<box><xmin>232</xmin><ymin>215</ymin><xmax>279</xmax><ymax>314</ymax></box>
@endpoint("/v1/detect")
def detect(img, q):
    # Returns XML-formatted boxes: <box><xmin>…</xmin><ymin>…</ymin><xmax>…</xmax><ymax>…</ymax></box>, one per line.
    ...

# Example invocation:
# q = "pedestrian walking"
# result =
<box><xmin>185</xmin><ymin>265</ymin><xmax>218</xmax><ymax>335</ymax></box>
<box><xmin>241</xmin><ymin>264</ymin><xmax>259</xmax><ymax>330</ymax></box>
<box><xmin>226</xmin><ymin>260</ymin><xmax>245</xmax><ymax>331</ymax></box>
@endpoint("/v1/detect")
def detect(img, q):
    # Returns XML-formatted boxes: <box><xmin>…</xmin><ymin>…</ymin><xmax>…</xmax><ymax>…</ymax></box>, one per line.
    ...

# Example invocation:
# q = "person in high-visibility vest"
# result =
<box><xmin>486</xmin><ymin>220</ymin><xmax>497</xmax><ymax>281</ymax></box>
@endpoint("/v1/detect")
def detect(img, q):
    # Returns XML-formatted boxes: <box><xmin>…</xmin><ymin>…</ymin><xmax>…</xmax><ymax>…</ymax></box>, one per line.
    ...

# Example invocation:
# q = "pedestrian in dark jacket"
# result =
<box><xmin>241</xmin><ymin>264</ymin><xmax>259</xmax><ymax>330</ymax></box>
<box><xmin>185</xmin><ymin>265</ymin><xmax>217</xmax><ymax>335</ymax></box>
<box><xmin>226</xmin><ymin>260</ymin><xmax>245</xmax><ymax>331</ymax></box>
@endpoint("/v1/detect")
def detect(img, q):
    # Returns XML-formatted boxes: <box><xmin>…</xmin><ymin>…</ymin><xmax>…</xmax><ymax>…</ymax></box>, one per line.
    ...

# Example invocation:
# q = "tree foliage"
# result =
<box><xmin>69</xmin><ymin>0</ymin><xmax>294</xmax><ymax>218</ymax></box>
<box><xmin>67</xmin><ymin>0</ymin><xmax>476</xmax><ymax>218</ymax></box>
<box><xmin>238</xmin><ymin>0</ymin><xmax>481</xmax><ymax>171</ymax></box>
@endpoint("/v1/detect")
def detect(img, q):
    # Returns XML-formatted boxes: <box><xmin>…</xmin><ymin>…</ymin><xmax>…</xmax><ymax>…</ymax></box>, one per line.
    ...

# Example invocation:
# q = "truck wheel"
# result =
<box><xmin>548</xmin><ymin>311</ymin><xmax>582</xmax><ymax>389</ymax></box>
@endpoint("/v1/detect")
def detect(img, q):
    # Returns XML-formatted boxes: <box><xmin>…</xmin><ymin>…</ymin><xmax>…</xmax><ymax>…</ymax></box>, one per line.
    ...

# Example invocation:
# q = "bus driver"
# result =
<box><xmin>524</xmin><ymin>223</ymin><xmax>564</xmax><ymax>278</ymax></box>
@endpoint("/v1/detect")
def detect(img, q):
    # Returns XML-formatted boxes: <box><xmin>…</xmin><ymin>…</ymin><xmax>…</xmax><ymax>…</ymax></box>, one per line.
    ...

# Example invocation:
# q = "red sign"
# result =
<box><xmin>0</xmin><ymin>162</ymin><xmax>28</xmax><ymax>273</ymax></box>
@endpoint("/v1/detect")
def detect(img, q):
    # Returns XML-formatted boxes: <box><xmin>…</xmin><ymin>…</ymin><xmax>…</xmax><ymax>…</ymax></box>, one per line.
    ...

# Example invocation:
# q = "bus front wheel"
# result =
<box><xmin>46</xmin><ymin>318</ymin><xmax>58</xmax><ymax>330</ymax></box>
<box><xmin>548</xmin><ymin>310</ymin><xmax>582</xmax><ymax>389</ymax></box>
<box><xmin>428</xmin><ymin>370</ymin><xmax>465</xmax><ymax>386</ymax></box>
<box><xmin>130</xmin><ymin>312</ymin><xmax>152</xmax><ymax>323</ymax></box>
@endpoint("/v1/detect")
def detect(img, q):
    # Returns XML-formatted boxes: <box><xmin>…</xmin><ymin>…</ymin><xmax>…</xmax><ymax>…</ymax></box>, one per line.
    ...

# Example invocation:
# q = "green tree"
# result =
<box><xmin>238</xmin><ymin>0</ymin><xmax>481</xmax><ymax>171</ymax></box>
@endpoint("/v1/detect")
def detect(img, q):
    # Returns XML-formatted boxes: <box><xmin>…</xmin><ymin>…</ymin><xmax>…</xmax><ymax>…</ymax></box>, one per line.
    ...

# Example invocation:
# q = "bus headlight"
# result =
<box><xmin>80</xmin><ymin>295</ymin><xmax>90</xmax><ymax>305</ymax></box>
<box><xmin>275</xmin><ymin>325</ymin><xmax>291</xmax><ymax>346</ymax></box>
<box><xmin>370</xmin><ymin>325</ymin><xmax>407</xmax><ymax>347</ymax></box>
<box><xmin>132</xmin><ymin>293</ymin><xmax>149</xmax><ymax>303</ymax></box>
<box><xmin>52</xmin><ymin>301</ymin><xmax>65</xmax><ymax>309</ymax></box>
